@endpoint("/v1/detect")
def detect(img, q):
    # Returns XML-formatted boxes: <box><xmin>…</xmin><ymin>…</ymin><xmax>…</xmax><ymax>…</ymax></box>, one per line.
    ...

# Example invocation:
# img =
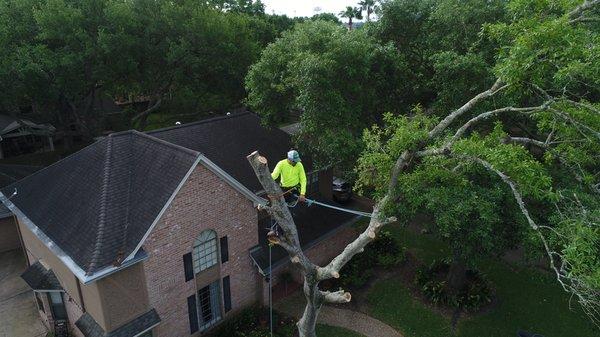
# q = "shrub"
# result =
<box><xmin>415</xmin><ymin>260</ymin><xmax>493</xmax><ymax>311</ymax></box>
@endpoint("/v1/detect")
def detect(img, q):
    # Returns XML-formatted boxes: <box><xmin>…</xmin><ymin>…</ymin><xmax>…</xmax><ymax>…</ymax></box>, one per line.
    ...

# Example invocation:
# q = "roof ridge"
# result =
<box><xmin>130</xmin><ymin>130</ymin><xmax>200</xmax><ymax>157</ymax></box>
<box><xmin>145</xmin><ymin>111</ymin><xmax>252</xmax><ymax>135</ymax></box>
<box><xmin>118</xmin><ymin>133</ymin><xmax>135</xmax><ymax>264</ymax></box>
<box><xmin>88</xmin><ymin>136</ymin><xmax>113</xmax><ymax>275</ymax></box>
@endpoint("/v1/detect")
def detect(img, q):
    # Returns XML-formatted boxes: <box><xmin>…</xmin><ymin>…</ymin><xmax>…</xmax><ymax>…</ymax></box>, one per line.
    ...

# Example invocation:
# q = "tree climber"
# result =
<box><xmin>271</xmin><ymin>150</ymin><xmax>307</xmax><ymax>204</ymax></box>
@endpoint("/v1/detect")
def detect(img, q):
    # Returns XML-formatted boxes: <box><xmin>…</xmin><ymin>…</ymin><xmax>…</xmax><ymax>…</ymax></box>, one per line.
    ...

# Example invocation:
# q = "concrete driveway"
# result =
<box><xmin>0</xmin><ymin>249</ymin><xmax>47</xmax><ymax>337</ymax></box>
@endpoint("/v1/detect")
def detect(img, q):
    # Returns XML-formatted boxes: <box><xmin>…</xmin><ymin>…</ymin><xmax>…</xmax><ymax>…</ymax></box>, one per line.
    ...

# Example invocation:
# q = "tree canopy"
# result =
<box><xmin>246</xmin><ymin>21</ymin><xmax>411</xmax><ymax>173</ymax></box>
<box><xmin>247</xmin><ymin>0</ymin><xmax>600</xmax><ymax>331</ymax></box>
<box><xmin>357</xmin><ymin>0</ymin><xmax>600</xmax><ymax>324</ymax></box>
<box><xmin>0</xmin><ymin>0</ymin><xmax>304</xmax><ymax>136</ymax></box>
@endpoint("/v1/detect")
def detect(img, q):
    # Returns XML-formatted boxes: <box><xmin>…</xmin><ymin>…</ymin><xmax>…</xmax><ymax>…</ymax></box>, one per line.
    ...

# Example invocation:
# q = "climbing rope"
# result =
<box><xmin>302</xmin><ymin>197</ymin><xmax>374</xmax><ymax>218</ymax></box>
<box><xmin>266</xmin><ymin>194</ymin><xmax>373</xmax><ymax>217</ymax></box>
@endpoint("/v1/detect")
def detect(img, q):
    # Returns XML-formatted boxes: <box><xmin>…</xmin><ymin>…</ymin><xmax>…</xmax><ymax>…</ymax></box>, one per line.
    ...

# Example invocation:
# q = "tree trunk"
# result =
<box><xmin>348</xmin><ymin>17</ymin><xmax>353</xmax><ymax>30</ymax></box>
<box><xmin>447</xmin><ymin>251</ymin><xmax>468</xmax><ymax>293</ymax></box>
<box><xmin>246</xmin><ymin>151</ymin><xmax>392</xmax><ymax>337</ymax></box>
<box><xmin>131</xmin><ymin>98</ymin><xmax>162</xmax><ymax>131</ymax></box>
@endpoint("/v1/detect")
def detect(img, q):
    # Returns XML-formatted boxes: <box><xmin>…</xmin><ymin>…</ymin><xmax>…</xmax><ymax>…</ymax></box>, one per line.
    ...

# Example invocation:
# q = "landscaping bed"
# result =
<box><xmin>364</xmin><ymin>223</ymin><xmax>599</xmax><ymax>337</ymax></box>
<box><xmin>207</xmin><ymin>305</ymin><xmax>364</xmax><ymax>337</ymax></box>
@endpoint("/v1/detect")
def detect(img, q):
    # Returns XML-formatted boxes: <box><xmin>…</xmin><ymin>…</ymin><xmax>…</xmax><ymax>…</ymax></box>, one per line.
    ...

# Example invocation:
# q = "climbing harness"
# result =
<box><xmin>267</xmin><ymin>187</ymin><xmax>296</xmax><ymax>201</ymax></box>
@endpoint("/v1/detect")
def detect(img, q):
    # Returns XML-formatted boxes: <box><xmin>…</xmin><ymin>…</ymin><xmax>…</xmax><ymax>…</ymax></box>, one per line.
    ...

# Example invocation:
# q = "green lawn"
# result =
<box><xmin>366</xmin><ymin>224</ymin><xmax>598</xmax><ymax>337</ymax></box>
<box><xmin>316</xmin><ymin>324</ymin><xmax>365</xmax><ymax>337</ymax></box>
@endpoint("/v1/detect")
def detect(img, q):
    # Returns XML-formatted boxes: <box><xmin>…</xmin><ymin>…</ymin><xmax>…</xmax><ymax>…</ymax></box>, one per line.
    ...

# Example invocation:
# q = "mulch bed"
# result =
<box><xmin>326</xmin><ymin>250</ymin><xmax>498</xmax><ymax>329</ymax></box>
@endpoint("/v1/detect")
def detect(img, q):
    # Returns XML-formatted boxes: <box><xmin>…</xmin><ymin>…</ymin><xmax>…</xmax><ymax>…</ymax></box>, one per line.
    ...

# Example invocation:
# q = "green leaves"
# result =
<box><xmin>452</xmin><ymin>125</ymin><xmax>554</xmax><ymax>200</ymax></box>
<box><xmin>490</xmin><ymin>3</ymin><xmax>600</xmax><ymax>97</ymax></box>
<box><xmin>246</xmin><ymin>21</ymin><xmax>412</xmax><ymax>169</ymax></box>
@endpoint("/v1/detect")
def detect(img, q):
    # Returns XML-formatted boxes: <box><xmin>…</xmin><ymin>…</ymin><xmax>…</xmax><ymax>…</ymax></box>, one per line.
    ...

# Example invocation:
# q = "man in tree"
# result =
<box><xmin>271</xmin><ymin>150</ymin><xmax>307</xmax><ymax>203</ymax></box>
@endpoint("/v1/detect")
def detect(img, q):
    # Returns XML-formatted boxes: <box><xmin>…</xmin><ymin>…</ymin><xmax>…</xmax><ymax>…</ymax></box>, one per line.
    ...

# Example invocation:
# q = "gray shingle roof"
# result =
<box><xmin>76</xmin><ymin>309</ymin><xmax>160</xmax><ymax>337</ymax></box>
<box><xmin>2</xmin><ymin>131</ymin><xmax>199</xmax><ymax>275</ymax></box>
<box><xmin>20</xmin><ymin>261</ymin><xmax>63</xmax><ymax>291</ymax></box>
<box><xmin>148</xmin><ymin>112</ymin><xmax>312</xmax><ymax>192</ymax></box>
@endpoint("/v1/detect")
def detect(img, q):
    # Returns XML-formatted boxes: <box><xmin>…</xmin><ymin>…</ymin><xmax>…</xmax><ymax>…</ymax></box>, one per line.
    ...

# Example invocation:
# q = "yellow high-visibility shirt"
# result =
<box><xmin>271</xmin><ymin>159</ymin><xmax>307</xmax><ymax>195</ymax></box>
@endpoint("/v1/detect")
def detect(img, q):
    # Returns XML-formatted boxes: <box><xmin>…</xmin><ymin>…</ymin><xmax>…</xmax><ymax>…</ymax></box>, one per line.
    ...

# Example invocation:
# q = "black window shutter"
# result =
<box><xmin>187</xmin><ymin>295</ymin><xmax>199</xmax><ymax>334</ymax></box>
<box><xmin>223</xmin><ymin>276</ymin><xmax>232</xmax><ymax>313</ymax></box>
<box><xmin>183</xmin><ymin>253</ymin><xmax>193</xmax><ymax>282</ymax></box>
<box><xmin>220</xmin><ymin>236</ymin><xmax>229</xmax><ymax>264</ymax></box>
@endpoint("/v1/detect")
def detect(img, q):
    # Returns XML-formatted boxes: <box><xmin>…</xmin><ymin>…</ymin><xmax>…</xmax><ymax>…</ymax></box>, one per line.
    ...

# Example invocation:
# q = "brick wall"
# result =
<box><xmin>142</xmin><ymin>164</ymin><xmax>260</xmax><ymax>337</ymax></box>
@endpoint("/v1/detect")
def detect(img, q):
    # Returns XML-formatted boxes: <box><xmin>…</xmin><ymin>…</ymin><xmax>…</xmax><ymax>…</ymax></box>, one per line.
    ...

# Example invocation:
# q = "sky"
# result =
<box><xmin>262</xmin><ymin>0</ymin><xmax>358</xmax><ymax>18</ymax></box>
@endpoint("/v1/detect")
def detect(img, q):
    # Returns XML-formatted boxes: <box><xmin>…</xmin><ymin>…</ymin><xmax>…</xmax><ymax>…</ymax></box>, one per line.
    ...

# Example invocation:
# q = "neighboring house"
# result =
<box><xmin>0</xmin><ymin>115</ymin><xmax>56</xmax><ymax>159</ymax></box>
<box><xmin>0</xmin><ymin>112</ymin><xmax>361</xmax><ymax>337</ymax></box>
<box><xmin>0</xmin><ymin>164</ymin><xmax>41</xmax><ymax>253</ymax></box>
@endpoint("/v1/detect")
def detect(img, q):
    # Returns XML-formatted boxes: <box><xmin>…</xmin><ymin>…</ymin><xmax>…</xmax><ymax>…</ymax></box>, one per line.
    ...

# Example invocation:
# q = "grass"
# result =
<box><xmin>316</xmin><ymin>324</ymin><xmax>365</xmax><ymax>337</ymax></box>
<box><xmin>366</xmin><ymin>223</ymin><xmax>598</xmax><ymax>337</ymax></box>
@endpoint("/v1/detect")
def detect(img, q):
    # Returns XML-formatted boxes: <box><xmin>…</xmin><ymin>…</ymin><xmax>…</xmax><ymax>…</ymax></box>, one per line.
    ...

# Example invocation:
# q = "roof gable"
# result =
<box><xmin>1</xmin><ymin>131</ymin><xmax>199</xmax><ymax>275</ymax></box>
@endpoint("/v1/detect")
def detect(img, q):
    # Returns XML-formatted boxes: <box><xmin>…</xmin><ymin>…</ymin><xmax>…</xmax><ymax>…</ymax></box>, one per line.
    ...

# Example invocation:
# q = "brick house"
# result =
<box><xmin>0</xmin><ymin>112</ymin><xmax>361</xmax><ymax>337</ymax></box>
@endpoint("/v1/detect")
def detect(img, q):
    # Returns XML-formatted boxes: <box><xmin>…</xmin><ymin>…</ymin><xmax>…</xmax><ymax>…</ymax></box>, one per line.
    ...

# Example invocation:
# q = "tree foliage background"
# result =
<box><xmin>0</xmin><ymin>0</ymin><xmax>333</xmax><ymax>137</ymax></box>
<box><xmin>246</xmin><ymin>0</ymin><xmax>600</xmax><ymax>327</ymax></box>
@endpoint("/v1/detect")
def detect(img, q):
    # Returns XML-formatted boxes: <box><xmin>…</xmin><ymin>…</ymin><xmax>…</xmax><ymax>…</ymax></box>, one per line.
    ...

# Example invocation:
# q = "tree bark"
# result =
<box><xmin>297</xmin><ymin>275</ymin><xmax>321</xmax><ymax>337</ymax></box>
<box><xmin>447</xmin><ymin>251</ymin><xmax>467</xmax><ymax>293</ymax></box>
<box><xmin>131</xmin><ymin>98</ymin><xmax>162</xmax><ymax>131</ymax></box>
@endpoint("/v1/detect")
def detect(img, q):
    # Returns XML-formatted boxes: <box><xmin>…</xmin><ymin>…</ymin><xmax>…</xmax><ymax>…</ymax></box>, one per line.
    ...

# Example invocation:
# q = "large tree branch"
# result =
<box><xmin>450</xmin><ymin>104</ymin><xmax>551</xmax><ymax>144</ymax></box>
<box><xmin>549</xmin><ymin>107</ymin><xmax>600</xmax><ymax>140</ymax></box>
<box><xmin>428</xmin><ymin>79</ymin><xmax>508</xmax><ymax>138</ymax></box>
<box><xmin>561</xmin><ymin>99</ymin><xmax>600</xmax><ymax>116</ymax></box>
<box><xmin>459</xmin><ymin>154</ymin><xmax>600</xmax><ymax>327</ymax></box>
<box><xmin>416</xmin><ymin>103</ymin><xmax>551</xmax><ymax>158</ymax></box>
<box><xmin>317</xmin><ymin>205</ymin><xmax>396</xmax><ymax>281</ymax></box>
<box><xmin>131</xmin><ymin>98</ymin><xmax>163</xmax><ymax>122</ymax></box>
<box><xmin>320</xmin><ymin>290</ymin><xmax>352</xmax><ymax>303</ymax></box>
<box><xmin>568</xmin><ymin>0</ymin><xmax>600</xmax><ymax>20</ymax></box>
<box><xmin>505</xmin><ymin>137</ymin><xmax>600</xmax><ymax>194</ymax></box>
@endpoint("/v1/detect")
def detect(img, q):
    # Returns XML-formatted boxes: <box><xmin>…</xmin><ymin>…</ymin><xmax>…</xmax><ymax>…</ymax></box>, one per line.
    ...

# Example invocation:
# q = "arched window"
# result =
<box><xmin>192</xmin><ymin>230</ymin><xmax>218</xmax><ymax>274</ymax></box>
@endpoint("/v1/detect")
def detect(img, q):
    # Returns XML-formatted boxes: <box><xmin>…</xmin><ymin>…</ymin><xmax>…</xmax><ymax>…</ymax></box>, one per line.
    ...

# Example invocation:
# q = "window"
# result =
<box><xmin>222</xmin><ymin>276</ymin><xmax>231</xmax><ymax>313</ymax></box>
<box><xmin>306</xmin><ymin>171</ymin><xmax>320</xmax><ymax>195</ymax></box>
<box><xmin>183</xmin><ymin>253</ymin><xmax>194</xmax><ymax>282</ymax></box>
<box><xmin>48</xmin><ymin>292</ymin><xmax>67</xmax><ymax>321</ymax></box>
<box><xmin>192</xmin><ymin>230</ymin><xmax>218</xmax><ymax>274</ymax></box>
<box><xmin>197</xmin><ymin>281</ymin><xmax>222</xmax><ymax>331</ymax></box>
<box><xmin>187</xmin><ymin>295</ymin><xmax>199</xmax><ymax>334</ymax></box>
<box><xmin>220</xmin><ymin>236</ymin><xmax>229</xmax><ymax>264</ymax></box>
